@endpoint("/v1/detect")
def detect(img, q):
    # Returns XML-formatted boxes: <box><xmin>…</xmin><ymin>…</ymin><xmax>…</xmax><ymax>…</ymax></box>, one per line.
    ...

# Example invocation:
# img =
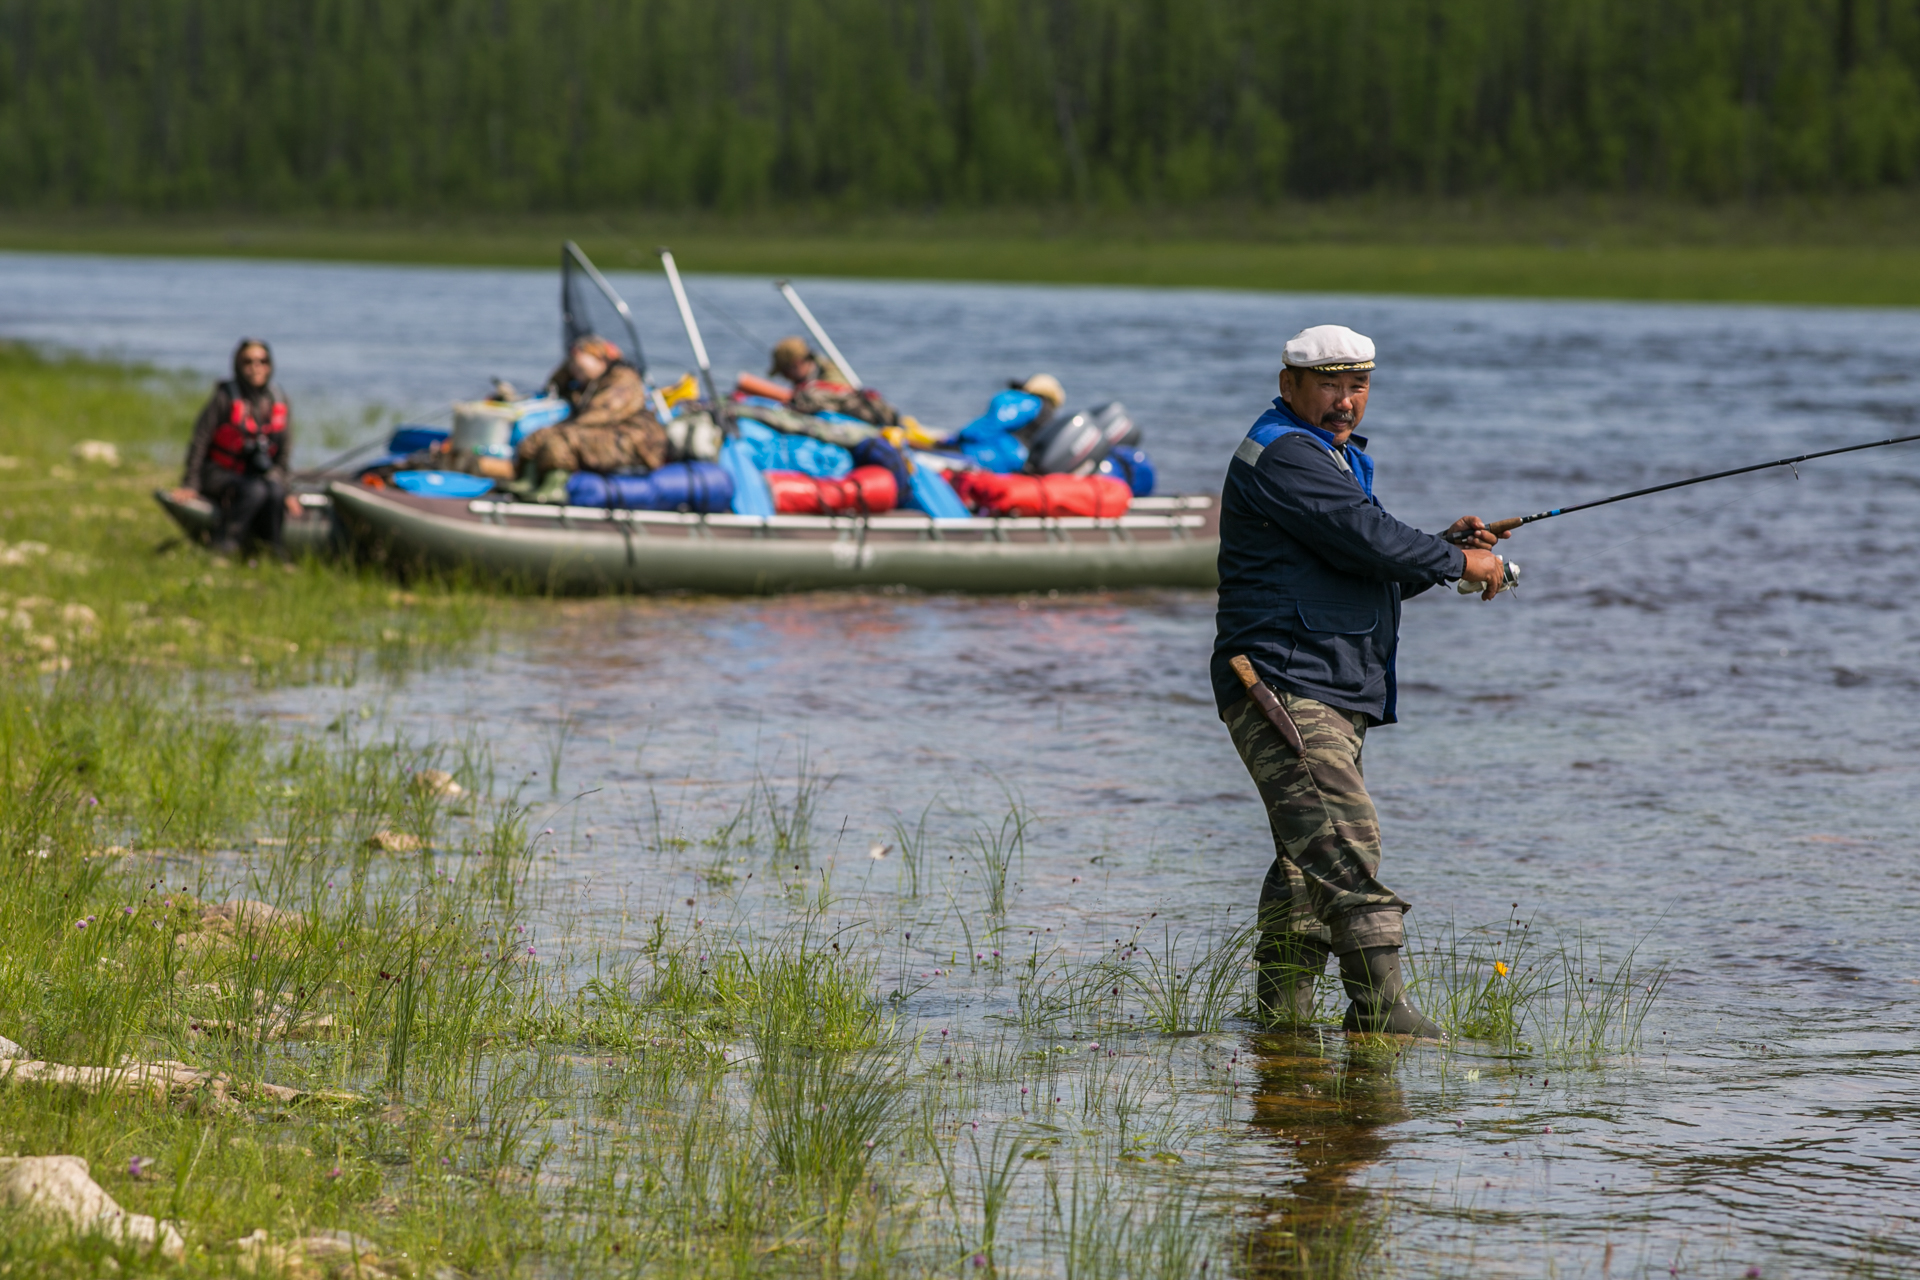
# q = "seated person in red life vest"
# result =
<box><xmin>768</xmin><ymin>335</ymin><xmax>902</xmax><ymax>426</ymax></box>
<box><xmin>174</xmin><ymin>338</ymin><xmax>299</xmax><ymax>557</ymax></box>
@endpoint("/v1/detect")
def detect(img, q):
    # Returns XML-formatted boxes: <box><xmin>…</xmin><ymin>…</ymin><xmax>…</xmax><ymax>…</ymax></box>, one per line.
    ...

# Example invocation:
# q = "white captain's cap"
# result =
<box><xmin>1282</xmin><ymin>324</ymin><xmax>1376</xmax><ymax>372</ymax></box>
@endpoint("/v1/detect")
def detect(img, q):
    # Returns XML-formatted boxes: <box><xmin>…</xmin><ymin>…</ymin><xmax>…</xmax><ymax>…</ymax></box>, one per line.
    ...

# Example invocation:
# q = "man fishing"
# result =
<box><xmin>1213</xmin><ymin>324</ymin><xmax>1511</xmax><ymax>1039</ymax></box>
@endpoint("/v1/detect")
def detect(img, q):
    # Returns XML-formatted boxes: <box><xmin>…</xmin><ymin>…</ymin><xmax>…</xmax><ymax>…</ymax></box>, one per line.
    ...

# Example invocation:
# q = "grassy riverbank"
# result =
<box><xmin>0</xmin><ymin>343</ymin><xmax>486</xmax><ymax>679</ymax></box>
<box><xmin>7</xmin><ymin>197</ymin><xmax>1920</xmax><ymax>305</ymax></box>
<box><xmin>0</xmin><ymin>347</ymin><xmax>1682</xmax><ymax>1275</ymax></box>
<box><xmin>0</xmin><ymin>343</ymin><xmax>511</xmax><ymax>1271</ymax></box>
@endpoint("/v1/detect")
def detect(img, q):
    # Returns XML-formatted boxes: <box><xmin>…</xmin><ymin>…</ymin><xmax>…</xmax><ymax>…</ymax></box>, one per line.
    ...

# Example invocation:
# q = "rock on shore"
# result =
<box><xmin>0</xmin><ymin>1155</ymin><xmax>185</xmax><ymax>1259</ymax></box>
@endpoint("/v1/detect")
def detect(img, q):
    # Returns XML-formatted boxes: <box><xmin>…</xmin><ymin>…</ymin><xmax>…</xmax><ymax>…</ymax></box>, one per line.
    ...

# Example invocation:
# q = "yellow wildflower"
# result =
<box><xmin>1494</xmin><ymin>961</ymin><xmax>1509</xmax><ymax>977</ymax></box>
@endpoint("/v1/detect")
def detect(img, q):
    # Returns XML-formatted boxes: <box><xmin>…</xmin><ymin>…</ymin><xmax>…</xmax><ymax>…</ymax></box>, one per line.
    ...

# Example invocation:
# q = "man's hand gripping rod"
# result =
<box><xmin>1456</xmin><ymin>557</ymin><xmax>1519</xmax><ymax>596</ymax></box>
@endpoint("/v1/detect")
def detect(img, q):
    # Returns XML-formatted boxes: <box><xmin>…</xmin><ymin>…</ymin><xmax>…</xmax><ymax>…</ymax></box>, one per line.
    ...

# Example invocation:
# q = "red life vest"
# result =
<box><xmin>207</xmin><ymin>386</ymin><xmax>288</xmax><ymax>474</ymax></box>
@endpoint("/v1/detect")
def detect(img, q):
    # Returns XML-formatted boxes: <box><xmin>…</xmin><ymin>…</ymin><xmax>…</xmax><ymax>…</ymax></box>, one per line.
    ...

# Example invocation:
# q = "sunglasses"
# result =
<box><xmin>240</xmin><ymin>356</ymin><xmax>272</xmax><ymax>367</ymax></box>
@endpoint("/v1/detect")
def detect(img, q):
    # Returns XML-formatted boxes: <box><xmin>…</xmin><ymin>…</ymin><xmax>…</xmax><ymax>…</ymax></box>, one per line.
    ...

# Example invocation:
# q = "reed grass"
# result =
<box><xmin>1132</xmin><ymin>924</ymin><xmax>1257</xmax><ymax>1036</ymax></box>
<box><xmin>1409</xmin><ymin>910</ymin><xmax>1671</xmax><ymax>1063</ymax></box>
<box><xmin>886</xmin><ymin>796</ymin><xmax>938</xmax><ymax>899</ymax></box>
<box><xmin>963</xmin><ymin>793</ymin><xmax>1031</xmax><ymax>917</ymax></box>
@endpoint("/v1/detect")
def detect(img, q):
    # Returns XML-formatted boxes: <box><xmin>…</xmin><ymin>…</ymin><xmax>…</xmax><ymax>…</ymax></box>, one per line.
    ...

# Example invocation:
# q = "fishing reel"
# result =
<box><xmin>1456</xmin><ymin>557</ymin><xmax>1519</xmax><ymax>596</ymax></box>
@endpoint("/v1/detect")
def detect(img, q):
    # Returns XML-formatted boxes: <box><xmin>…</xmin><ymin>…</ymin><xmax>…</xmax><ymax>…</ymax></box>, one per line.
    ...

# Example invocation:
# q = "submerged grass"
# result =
<box><xmin>1409</xmin><ymin>910</ymin><xmax>1671</xmax><ymax>1063</ymax></box>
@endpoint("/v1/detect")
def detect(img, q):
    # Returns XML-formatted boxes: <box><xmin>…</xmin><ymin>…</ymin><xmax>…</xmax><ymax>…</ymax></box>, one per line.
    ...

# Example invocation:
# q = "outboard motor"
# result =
<box><xmin>1096</xmin><ymin>402</ymin><xmax>1142</xmax><ymax>451</ymax></box>
<box><xmin>1028</xmin><ymin>401</ymin><xmax>1139</xmax><ymax>476</ymax></box>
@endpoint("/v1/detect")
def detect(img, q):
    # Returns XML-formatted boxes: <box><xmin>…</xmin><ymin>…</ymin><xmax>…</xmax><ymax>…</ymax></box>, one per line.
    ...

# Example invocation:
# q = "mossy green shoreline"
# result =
<box><xmin>8</xmin><ymin>198</ymin><xmax>1920</xmax><ymax>306</ymax></box>
<box><xmin>0</xmin><ymin>346</ymin><xmax>1671</xmax><ymax>1276</ymax></box>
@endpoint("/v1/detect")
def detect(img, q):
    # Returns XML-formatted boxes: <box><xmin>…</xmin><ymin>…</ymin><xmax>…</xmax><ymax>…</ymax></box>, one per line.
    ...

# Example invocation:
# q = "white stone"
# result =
<box><xmin>71</xmin><ymin>440</ymin><xmax>121</xmax><ymax>466</ymax></box>
<box><xmin>234</xmin><ymin>1227</ymin><xmax>385</xmax><ymax>1274</ymax></box>
<box><xmin>411</xmin><ymin>768</ymin><xmax>464</xmax><ymax>798</ymax></box>
<box><xmin>198</xmin><ymin>899</ymin><xmax>305</xmax><ymax>934</ymax></box>
<box><xmin>0</xmin><ymin>1155</ymin><xmax>184</xmax><ymax>1259</ymax></box>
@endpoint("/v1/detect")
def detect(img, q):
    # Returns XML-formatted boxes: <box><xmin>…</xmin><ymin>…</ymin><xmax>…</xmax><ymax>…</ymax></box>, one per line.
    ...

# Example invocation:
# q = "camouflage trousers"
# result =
<box><xmin>1224</xmin><ymin>692</ymin><xmax>1410</xmax><ymax>957</ymax></box>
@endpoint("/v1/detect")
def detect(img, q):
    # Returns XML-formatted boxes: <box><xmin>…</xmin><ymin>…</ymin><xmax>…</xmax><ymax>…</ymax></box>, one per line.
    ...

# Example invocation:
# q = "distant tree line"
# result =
<box><xmin>3</xmin><ymin>0</ymin><xmax>1918</xmax><ymax>211</ymax></box>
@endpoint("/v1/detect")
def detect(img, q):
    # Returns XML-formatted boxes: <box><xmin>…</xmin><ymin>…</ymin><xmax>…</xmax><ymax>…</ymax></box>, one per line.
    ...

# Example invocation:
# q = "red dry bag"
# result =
<box><xmin>765</xmin><ymin>465</ymin><xmax>899</xmax><ymax>515</ymax></box>
<box><xmin>950</xmin><ymin>472</ymin><xmax>1132</xmax><ymax>518</ymax></box>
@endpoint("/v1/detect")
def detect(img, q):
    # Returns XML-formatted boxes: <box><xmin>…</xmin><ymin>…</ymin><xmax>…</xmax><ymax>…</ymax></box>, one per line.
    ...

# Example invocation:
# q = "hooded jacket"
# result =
<box><xmin>1210</xmin><ymin>398</ymin><xmax>1464</xmax><ymax>724</ymax></box>
<box><xmin>183</xmin><ymin>357</ymin><xmax>290</xmax><ymax>492</ymax></box>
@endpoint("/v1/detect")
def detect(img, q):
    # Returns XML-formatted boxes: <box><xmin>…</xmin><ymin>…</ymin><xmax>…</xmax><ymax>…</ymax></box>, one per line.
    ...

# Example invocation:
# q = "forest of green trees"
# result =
<box><xmin>3</xmin><ymin>0</ymin><xmax>1918</xmax><ymax>212</ymax></box>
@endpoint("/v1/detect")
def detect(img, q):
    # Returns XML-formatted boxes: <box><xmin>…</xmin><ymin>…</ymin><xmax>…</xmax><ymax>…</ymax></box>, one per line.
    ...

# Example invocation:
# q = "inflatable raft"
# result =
<box><xmin>154</xmin><ymin>488</ymin><xmax>339</xmax><ymax>558</ymax></box>
<box><xmin>328</xmin><ymin>479</ymin><xmax>1219</xmax><ymax>594</ymax></box>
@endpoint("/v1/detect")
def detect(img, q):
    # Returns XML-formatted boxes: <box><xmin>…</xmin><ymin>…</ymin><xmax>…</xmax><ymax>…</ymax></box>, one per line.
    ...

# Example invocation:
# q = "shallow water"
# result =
<box><xmin>6</xmin><ymin>250</ymin><xmax>1920</xmax><ymax>1275</ymax></box>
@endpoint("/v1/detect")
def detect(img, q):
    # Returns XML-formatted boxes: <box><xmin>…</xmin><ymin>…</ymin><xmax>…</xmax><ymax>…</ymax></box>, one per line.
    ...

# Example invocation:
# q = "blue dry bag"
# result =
<box><xmin>735</xmin><ymin>418</ymin><xmax>855</xmax><ymax>478</ymax></box>
<box><xmin>1098</xmin><ymin>446</ymin><xmax>1157</xmax><ymax>497</ymax></box>
<box><xmin>851</xmin><ymin>437</ymin><xmax>914</xmax><ymax>501</ymax></box>
<box><xmin>565</xmin><ymin>462</ymin><xmax>733</xmax><ymax>512</ymax></box>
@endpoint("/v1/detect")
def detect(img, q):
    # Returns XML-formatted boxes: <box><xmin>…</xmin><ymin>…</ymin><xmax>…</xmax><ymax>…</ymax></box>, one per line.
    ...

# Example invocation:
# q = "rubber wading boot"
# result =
<box><xmin>1255</xmin><ymin>935</ymin><xmax>1332</xmax><ymax>1028</ymax></box>
<box><xmin>1339</xmin><ymin>946</ymin><xmax>1446</xmax><ymax>1040</ymax></box>
<box><xmin>532</xmin><ymin>469</ymin><xmax>572</xmax><ymax>505</ymax></box>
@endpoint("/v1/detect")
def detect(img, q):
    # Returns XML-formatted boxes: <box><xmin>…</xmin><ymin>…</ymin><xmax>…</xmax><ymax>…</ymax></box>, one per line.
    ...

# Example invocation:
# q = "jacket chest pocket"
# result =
<box><xmin>1296</xmin><ymin>601</ymin><xmax>1378</xmax><ymax>636</ymax></box>
<box><xmin>1295</xmin><ymin>600</ymin><xmax>1379</xmax><ymax>691</ymax></box>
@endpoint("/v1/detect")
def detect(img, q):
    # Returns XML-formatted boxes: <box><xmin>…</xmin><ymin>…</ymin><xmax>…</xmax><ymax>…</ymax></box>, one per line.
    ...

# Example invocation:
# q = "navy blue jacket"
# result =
<box><xmin>1210</xmin><ymin>399</ymin><xmax>1465</xmax><ymax>724</ymax></box>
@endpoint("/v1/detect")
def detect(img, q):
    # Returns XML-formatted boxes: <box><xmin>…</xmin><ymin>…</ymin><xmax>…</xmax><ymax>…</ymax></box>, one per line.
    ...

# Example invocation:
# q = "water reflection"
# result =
<box><xmin>1239</xmin><ymin>1032</ymin><xmax>1405</xmax><ymax>1279</ymax></box>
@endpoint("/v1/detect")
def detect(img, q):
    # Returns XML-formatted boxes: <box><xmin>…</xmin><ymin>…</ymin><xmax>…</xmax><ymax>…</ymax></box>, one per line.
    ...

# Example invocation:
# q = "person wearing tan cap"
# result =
<box><xmin>1020</xmin><ymin>374</ymin><xmax>1065</xmax><ymax>417</ymax></box>
<box><xmin>1212</xmin><ymin>324</ymin><xmax>1514</xmax><ymax>1041</ymax></box>
<box><xmin>767</xmin><ymin>335</ymin><xmax>844</xmax><ymax>390</ymax></box>
<box><xmin>768</xmin><ymin>335</ymin><xmax>901</xmax><ymax>426</ymax></box>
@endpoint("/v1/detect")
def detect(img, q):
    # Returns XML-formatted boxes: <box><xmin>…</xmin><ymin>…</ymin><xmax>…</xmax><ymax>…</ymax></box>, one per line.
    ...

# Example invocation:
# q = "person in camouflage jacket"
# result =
<box><xmin>516</xmin><ymin>336</ymin><xmax>668</xmax><ymax>480</ymax></box>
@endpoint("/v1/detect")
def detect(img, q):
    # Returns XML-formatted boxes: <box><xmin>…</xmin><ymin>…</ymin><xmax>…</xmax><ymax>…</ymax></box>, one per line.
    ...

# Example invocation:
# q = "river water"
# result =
<box><xmin>4</xmin><ymin>250</ymin><xmax>1918</xmax><ymax>1276</ymax></box>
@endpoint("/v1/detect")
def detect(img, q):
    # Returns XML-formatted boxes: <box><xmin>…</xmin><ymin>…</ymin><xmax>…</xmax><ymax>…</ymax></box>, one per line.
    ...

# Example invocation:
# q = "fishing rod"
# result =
<box><xmin>1445</xmin><ymin>431</ymin><xmax>1920</xmax><ymax>544</ymax></box>
<box><xmin>656</xmin><ymin>247</ymin><xmax>728</xmax><ymax>426</ymax></box>
<box><xmin>297</xmin><ymin>433</ymin><xmax>396</xmax><ymax>480</ymax></box>
<box><xmin>775</xmin><ymin>280</ymin><xmax>864</xmax><ymax>389</ymax></box>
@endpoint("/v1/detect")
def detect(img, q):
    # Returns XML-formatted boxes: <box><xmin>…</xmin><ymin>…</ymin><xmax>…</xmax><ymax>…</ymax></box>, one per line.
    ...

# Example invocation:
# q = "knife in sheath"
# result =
<box><xmin>1229</xmin><ymin>654</ymin><xmax>1307</xmax><ymax>757</ymax></box>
